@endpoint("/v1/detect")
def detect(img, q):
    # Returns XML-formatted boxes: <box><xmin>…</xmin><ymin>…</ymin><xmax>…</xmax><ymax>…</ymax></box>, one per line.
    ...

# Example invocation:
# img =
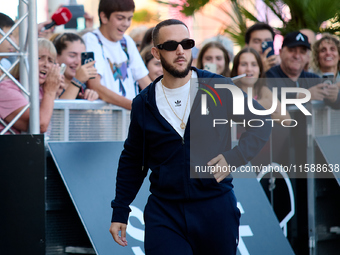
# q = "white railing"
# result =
<box><xmin>47</xmin><ymin>100</ymin><xmax>130</xmax><ymax>142</ymax></box>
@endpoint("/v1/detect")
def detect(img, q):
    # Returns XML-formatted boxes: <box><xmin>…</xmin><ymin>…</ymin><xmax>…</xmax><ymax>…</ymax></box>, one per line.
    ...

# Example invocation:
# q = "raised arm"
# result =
<box><xmin>4</xmin><ymin>64</ymin><xmax>61</xmax><ymax>133</ymax></box>
<box><xmin>59</xmin><ymin>61</ymin><xmax>98</xmax><ymax>100</ymax></box>
<box><xmin>87</xmin><ymin>75</ymin><xmax>132</xmax><ymax>110</ymax></box>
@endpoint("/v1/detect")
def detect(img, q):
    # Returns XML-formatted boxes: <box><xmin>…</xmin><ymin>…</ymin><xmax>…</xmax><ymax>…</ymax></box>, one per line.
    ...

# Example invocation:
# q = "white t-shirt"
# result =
<box><xmin>156</xmin><ymin>71</ymin><xmax>198</xmax><ymax>137</ymax></box>
<box><xmin>82</xmin><ymin>29</ymin><xmax>149</xmax><ymax>100</ymax></box>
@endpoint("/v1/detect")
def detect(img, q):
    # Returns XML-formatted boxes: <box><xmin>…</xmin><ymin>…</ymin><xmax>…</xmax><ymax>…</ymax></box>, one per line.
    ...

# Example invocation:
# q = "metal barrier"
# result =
<box><xmin>306</xmin><ymin>101</ymin><xmax>340</xmax><ymax>255</ymax></box>
<box><xmin>307</xmin><ymin>101</ymin><xmax>340</xmax><ymax>137</ymax></box>
<box><xmin>47</xmin><ymin>100</ymin><xmax>130</xmax><ymax>142</ymax></box>
<box><xmin>229</xmin><ymin>101</ymin><xmax>340</xmax><ymax>255</ymax></box>
<box><xmin>0</xmin><ymin>1</ymin><xmax>40</xmax><ymax>134</ymax></box>
<box><xmin>47</xmin><ymin>99</ymin><xmax>340</xmax><ymax>255</ymax></box>
<box><xmin>47</xmin><ymin>99</ymin><xmax>340</xmax><ymax>146</ymax></box>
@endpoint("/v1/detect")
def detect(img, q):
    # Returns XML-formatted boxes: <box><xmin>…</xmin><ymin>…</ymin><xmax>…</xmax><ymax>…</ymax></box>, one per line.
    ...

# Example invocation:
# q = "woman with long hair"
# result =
<box><xmin>196</xmin><ymin>41</ymin><xmax>230</xmax><ymax>77</ymax></box>
<box><xmin>53</xmin><ymin>32</ymin><xmax>99</xmax><ymax>101</ymax></box>
<box><xmin>231</xmin><ymin>47</ymin><xmax>290</xmax><ymax>123</ymax></box>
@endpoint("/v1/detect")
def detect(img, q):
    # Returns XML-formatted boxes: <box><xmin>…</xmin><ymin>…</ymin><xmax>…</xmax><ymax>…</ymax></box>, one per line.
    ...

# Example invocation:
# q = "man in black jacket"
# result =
<box><xmin>109</xmin><ymin>19</ymin><xmax>272</xmax><ymax>255</ymax></box>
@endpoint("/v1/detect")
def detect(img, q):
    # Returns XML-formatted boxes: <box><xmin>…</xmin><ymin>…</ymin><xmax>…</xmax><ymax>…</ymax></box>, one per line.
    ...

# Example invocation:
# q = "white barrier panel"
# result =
<box><xmin>48</xmin><ymin>100</ymin><xmax>130</xmax><ymax>142</ymax></box>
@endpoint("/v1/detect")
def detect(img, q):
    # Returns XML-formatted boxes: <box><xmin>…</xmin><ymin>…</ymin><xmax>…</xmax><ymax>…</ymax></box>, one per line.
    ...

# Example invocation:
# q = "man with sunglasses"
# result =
<box><xmin>82</xmin><ymin>0</ymin><xmax>151</xmax><ymax>110</ymax></box>
<box><xmin>109</xmin><ymin>19</ymin><xmax>272</xmax><ymax>255</ymax></box>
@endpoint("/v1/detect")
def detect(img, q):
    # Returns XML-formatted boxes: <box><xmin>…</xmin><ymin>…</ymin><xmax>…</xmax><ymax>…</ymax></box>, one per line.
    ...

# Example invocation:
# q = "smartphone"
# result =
<box><xmin>262</xmin><ymin>41</ymin><xmax>274</xmax><ymax>57</ymax></box>
<box><xmin>81</xmin><ymin>52</ymin><xmax>95</xmax><ymax>65</ymax></box>
<box><xmin>204</xmin><ymin>63</ymin><xmax>217</xmax><ymax>73</ymax></box>
<box><xmin>60</xmin><ymin>63</ymin><xmax>67</xmax><ymax>75</ymax></box>
<box><xmin>322</xmin><ymin>73</ymin><xmax>335</xmax><ymax>86</ymax></box>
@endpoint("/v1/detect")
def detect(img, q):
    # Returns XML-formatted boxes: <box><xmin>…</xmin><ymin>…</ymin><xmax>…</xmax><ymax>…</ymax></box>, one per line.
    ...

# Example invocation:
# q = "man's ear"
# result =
<box><xmin>151</xmin><ymin>46</ymin><xmax>160</xmax><ymax>61</ymax></box>
<box><xmin>99</xmin><ymin>12</ymin><xmax>109</xmax><ymax>25</ymax></box>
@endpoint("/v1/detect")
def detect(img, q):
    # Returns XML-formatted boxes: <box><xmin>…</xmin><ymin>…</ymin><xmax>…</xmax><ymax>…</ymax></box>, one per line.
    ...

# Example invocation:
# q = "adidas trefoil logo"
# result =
<box><xmin>174</xmin><ymin>100</ymin><xmax>181</xmax><ymax>107</ymax></box>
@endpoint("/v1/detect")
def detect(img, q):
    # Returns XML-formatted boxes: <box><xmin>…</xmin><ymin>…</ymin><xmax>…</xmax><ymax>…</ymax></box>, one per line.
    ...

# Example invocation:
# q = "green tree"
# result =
<box><xmin>133</xmin><ymin>9</ymin><xmax>159</xmax><ymax>23</ymax></box>
<box><xmin>262</xmin><ymin>0</ymin><xmax>340</xmax><ymax>35</ymax></box>
<box><xmin>157</xmin><ymin>0</ymin><xmax>340</xmax><ymax>46</ymax></box>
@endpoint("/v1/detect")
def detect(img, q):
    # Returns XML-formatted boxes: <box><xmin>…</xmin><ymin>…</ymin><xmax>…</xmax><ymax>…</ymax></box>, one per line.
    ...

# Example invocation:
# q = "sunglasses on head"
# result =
<box><xmin>156</xmin><ymin>39</ymin><xmax>195</xmax><ymax>51</ymax></box>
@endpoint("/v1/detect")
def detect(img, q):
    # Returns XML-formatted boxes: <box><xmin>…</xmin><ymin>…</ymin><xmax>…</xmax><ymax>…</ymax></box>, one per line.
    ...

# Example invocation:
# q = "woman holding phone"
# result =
<box><xmin>311</xmin><ymin>33</ymin><xmax>340</xmax><ymax>85</ymax></box>
<box><xmin>53</xmin><ymin>32</ymin><xmax>99</xmax><ymax>101</ymax></box>
<box><xmin>231</xmin><ymin>47</ymin><xmax>290</xmax><ymax>123</ymax></box>
<box><xmin>196</xmin><ymin>41</ymin><xmax>231</xmax><ymax>77</ymax></box>
<box><xmin>0</xmin><ymin>38</ymin><xmax>64</xmax><ymax>134</ymax></box>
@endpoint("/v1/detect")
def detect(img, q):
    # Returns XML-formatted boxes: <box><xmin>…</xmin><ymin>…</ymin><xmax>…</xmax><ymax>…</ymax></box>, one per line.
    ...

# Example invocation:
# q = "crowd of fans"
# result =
<box><xmin>1</xmin><ymin>0</ymin><xmax>340</xmax><ymax>134</ymax></box>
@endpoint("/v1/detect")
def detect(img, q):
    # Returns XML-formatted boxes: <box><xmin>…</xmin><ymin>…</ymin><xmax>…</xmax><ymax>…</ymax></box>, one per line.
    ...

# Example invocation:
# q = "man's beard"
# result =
<box><xmin>159</xmin><ymin>54</ymin><xmax>193</xmax><ymax>78</ymax></box>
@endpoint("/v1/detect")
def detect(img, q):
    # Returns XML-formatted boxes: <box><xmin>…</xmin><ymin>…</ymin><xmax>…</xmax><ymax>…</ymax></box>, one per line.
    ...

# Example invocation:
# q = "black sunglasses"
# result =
<box><xmin>156</xmin><ymin>39</ymin><xmax>195</xmax><ymax>51</ymax></box>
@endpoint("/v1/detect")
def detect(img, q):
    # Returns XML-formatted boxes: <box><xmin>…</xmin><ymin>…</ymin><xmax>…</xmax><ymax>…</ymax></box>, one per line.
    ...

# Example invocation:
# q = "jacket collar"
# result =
<box><xmin>142</xmin><ymin>67</ymin><xmax>215</xmax><ymax>108</ymax></box>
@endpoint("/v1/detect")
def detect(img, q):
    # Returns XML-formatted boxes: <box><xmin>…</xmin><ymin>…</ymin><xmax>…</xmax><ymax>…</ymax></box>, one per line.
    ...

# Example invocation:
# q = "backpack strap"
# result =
<box><xmin>91</xmin><ymin>32</ymin><xmax>105</xmax><ymax>60</ymax></box>
<box><xmin>92</xmin><ymin>32</ymin><xmax>129</xmax><ymax>67</ymax></box>
<box><xmin>119</xmin><ymin>37</ymin><xmax>129</xmax><ymax>67</ymax></box>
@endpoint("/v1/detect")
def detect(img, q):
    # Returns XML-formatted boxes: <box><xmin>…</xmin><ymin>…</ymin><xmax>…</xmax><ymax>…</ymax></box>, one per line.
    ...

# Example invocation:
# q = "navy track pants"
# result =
<box><xmin>144</xmin><ymin>190</ymin><xmax>240</xmax><ymax>255</ymax></box>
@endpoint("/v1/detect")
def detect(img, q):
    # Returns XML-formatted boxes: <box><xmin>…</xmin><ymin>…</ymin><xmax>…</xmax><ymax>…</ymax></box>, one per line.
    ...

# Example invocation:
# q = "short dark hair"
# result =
<box><xmin>98</xmin><ymin>0</ymin><xmax>135</xmax><ymax>25</ymax></box>
<box><xmin>0</xmin><ymin>13</ymin><xmax>15</xmax><ymax>30</ymax></box>
<box><xmin>245</xmin><ymin>22</ymin><xmax>275</xmax><ymax>44</ymax></box>
<box><xmin>53</xmin><ymin>32</ymin><xmax>85</xmax><ymax>55</ymax></box>
<box><xmin>152</xmin><ymin>19</ymin><xmax>188</xmax><ymax>46</ymax></box>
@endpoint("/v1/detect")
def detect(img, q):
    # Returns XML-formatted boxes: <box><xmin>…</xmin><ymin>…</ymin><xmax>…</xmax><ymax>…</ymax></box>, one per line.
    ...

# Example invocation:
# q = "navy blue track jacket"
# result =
<box><xmin>111</xmin><ymin>67</ymin><xmax>272</xmax><ymax>224</ymax></box>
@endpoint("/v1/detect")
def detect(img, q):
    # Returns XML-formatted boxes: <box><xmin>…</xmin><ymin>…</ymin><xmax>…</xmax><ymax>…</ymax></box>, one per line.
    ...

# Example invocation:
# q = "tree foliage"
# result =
<box><xmin>263</xmin><ymin>0</ymin><xmax>340</xmax><ymax>35</ymax></box>
<box><xmin>157</xmin><ymin>0</ymin><xmax>340</xmax><ymax>46</ymax></box>
<box><xmin>133</xmin><ymin>9</ymin><xmax>159</xmax><ymax>23</ymax></box>
<box><xmin>157</xmin><ymin>0</ymin><xmax>210</xmax><ymax>16</ymax></box>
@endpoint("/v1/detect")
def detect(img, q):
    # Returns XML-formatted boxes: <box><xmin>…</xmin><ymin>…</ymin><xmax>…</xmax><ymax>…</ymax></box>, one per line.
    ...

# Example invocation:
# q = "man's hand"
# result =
<box><xmin>261</xmin><ymin>47</ymin><xmax>280</xmax><ymax>72</ymax></box>
<box><xmin>84</xmin><ymin>12</ymin><xmax>94</xmax><ymax>29</ymax></box>
<box><xmin>37</xmin><ymin>20</ymin><xmax>55</xmax><ymax>39</ymax></box>
<box><xmin>109</xmin><ymin>222</ymin><xmax>128</xmax><ymax>247</ymax></box>
<box><xmin>324</xmin><ymin>84</ymin><xmax>339</xmax><ymax>103</ymax></box>
<box><xmin>306</xmin><ymin>83</ymin><xmax>328</xmax><ymax>101</ymax></box>
<box><xmin>207</xmin><ymin>154</ymin><xmax>230</xmax><ymax>183</ymax></box>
